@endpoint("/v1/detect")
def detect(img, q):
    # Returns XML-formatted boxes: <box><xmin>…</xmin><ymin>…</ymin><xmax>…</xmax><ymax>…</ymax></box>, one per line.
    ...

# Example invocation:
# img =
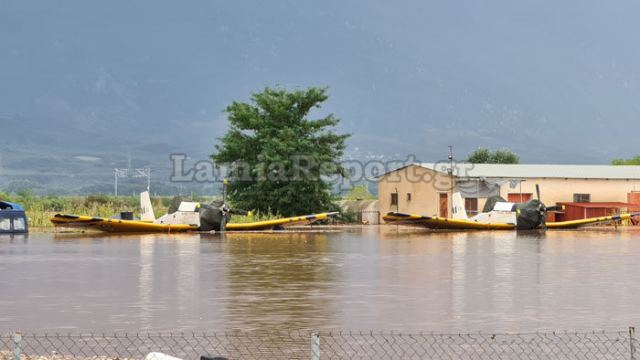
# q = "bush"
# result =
<box><xmin>0</xmin><ymin>191</ymin><xmax>14</xmax><ymax>202</ymax></box>
<box><xmin>468</xmin><ymin>148</ymin><xmax>519</xmax><ymax>164</ymax></box>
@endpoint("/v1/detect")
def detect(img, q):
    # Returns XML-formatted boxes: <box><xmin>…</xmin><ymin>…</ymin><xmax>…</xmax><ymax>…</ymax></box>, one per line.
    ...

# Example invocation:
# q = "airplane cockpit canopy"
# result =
<box><xmin>0</xmin><ymin>202</ymin><xmax>28</xmax><ymax>234</ymax></box>
<box><xmin>482</xmin><ymin>195</ymin><xmax>507</xmax><ymax>213</ymax></box>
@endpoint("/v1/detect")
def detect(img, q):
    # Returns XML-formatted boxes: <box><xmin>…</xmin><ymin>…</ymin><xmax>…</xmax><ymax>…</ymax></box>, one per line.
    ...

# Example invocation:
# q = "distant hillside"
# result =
<box><xmin>2</xmin><ymin>0</ymin><xmax>640</xmax><ymax>193</ymax></box>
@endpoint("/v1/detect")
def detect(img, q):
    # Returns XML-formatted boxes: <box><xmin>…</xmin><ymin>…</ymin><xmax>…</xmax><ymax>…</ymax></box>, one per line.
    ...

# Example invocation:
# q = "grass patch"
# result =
<box><xmin>1</xmin><ymin>191</ymin><xmax>326</xmax><ymax>228</ymax></box>
<box><xmin>230</xmin><ymin>210</ymin><xmax>282</xmax><ymax>224</ymax></box>
<box><xmin>1</xmin><ymin>192</ymin><xmax>170</xmax><ymax>228</ymax></box>
<box><xmin>0</xmin><ymin>192</ymin><xmax>278</xmax><ymax>228</ymax></box>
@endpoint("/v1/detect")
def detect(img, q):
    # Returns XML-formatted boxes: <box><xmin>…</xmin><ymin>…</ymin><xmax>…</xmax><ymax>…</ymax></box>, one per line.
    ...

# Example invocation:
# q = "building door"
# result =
<box><xmin>508</xmin><ymin>193</ymin><xmax>532</xmax><ymax>203</ymax></box>
<box><xmin>439</xmin><ymin>193</ymin><xmax>448</xmax><ymax>218</ymax></box>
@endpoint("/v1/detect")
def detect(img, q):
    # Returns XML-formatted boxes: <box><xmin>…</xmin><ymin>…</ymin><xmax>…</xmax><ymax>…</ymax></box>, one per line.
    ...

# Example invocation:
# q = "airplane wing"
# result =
<box><xmin>545</xmin><ymin>212</ymin><xmax>640</xmax><ymax>229</ymax></box>
<box><xmin>50</xmin><ymin>214</ymin><xmax>198</xmax><ymax>233</ymax></box>
<box><xmin>225</xmin><ymin>212</ymin><xmax>338</xmax><ymax>231</ymax></box>
<box><xmin>383</xmin><ymin>212</ymin><xmax>516</xmax><ymax>230</ymax></box>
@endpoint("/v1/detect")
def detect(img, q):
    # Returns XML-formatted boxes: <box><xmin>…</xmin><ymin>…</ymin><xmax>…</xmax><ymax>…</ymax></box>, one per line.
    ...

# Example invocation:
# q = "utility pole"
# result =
<box><xmin>448</xmin><ymin>145</ymin><xmax>454</xmax><ymax>217</ymax></box>
<box><xmin>114</xmin><ymin>168</ymin><xmax>129</xmax><ymax>196</ymax></box>
<box><xmin>114</xmin><ymin>167</ymin><xmax>151</xmax><ymax>196</ymax></box>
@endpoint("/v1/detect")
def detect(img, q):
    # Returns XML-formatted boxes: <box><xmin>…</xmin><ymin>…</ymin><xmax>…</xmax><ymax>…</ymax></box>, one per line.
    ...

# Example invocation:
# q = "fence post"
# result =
<box><xmin>311</xmin><ymin>332</ymin><xmax>320</xmax><ymax>360</ymax></box>
<box><xmin>13</xmin><ymin>332</ymin><xmax>22</xmax><ymax>360</ymax></box>
<box><xmin>630</xmin><ymin>326</ymin><xmax>636</xmax><ymax>360</ymax></box>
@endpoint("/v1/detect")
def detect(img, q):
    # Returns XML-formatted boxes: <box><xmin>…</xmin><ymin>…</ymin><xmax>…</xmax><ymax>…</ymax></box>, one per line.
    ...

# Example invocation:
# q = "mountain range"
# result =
<box><xmin>2</xmin><ymin>0</ymin><xmax>640</xmax><ymax>194</ymax></box>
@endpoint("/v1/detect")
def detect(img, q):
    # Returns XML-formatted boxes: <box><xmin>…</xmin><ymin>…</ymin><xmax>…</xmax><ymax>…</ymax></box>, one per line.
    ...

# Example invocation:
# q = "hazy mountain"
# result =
<box><xmin>2</xmin><ymin>0</ymin><xmax>640</xmax><ymax>193</ymax></box>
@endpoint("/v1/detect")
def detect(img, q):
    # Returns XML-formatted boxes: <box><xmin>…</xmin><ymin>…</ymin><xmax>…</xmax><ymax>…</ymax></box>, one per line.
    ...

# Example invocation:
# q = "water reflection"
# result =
<box><xmin>219</xmin><ymin>232</ymin><xmax>336</xmax><ymax>330</ymax></box>
<box><xmin>2</xmin><ymin>229</ymin><xmax>640</xmax><ymax>332</ymax></box>
<box><xmin>138</xmin><ymin>236</ymin><xmax>154</xmax><ymax>330</ymax></box>
<box><xmin>0</xmin><ymin>233</ymin><xmax>28</xmax><ymax>244</ymax></box>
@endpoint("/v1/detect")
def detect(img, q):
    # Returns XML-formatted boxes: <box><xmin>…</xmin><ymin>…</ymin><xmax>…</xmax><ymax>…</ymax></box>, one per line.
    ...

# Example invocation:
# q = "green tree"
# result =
<box><xmin>468</xmin><ymin>148</ymin><xmax>519</xmax><ymax>164</ymax></box>
<box><xmin>492</xmin><ymin>149</ymin><xmax>520</xmax><ymax>164</ymax></box>
<box><xmin>611</xmin><ymin>155</ymin><xmax>640</xmax><ymax>165</ymax></box>
<box><xmin>344</xmin><ymin>184</ymin><xmax>376</xmax><ymax>200</ymax></box>
<box><xmin>211</xmin><ymin>87</ymin><xmax>350</xmax><ymax>216</ymax></box>
<box><xmin>467</xmin><ymin>148</ymin><xmax>492</xmax><ymax>163</ymax></box>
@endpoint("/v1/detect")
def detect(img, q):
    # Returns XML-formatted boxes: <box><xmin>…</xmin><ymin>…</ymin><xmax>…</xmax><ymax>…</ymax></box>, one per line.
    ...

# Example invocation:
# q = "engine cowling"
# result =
<box><xmin>512</xmin><ymin>199</ymin><xmax>545</xmax><ymax>230</ymax></box>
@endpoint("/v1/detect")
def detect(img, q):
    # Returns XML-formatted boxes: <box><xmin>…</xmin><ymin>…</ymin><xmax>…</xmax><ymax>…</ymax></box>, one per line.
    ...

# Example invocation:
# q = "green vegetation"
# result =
<box><xmin>0</xmin><ymin>192</ymin><xmax>170</xmax><ymax>229</ymax></box>
<box><xmin>0</xmin><ymin>189</ymin><xmax>286</xmax><ymax>229</ymax></box>
<box><xmin>229</xmin><ymin>210</ymin><xmax>282</xmax><ymax>224</ymax></box>
<box><xmin>212</xmin><ymin>86</ymin><xmax>350</xmax><ymax>216</ymax></box>
<box><xmin>343</xmin><ymin>184</ymin><xmax>376</xmax><ymax>200</ymax></box>
<box><xmin>611</xmin><ymin>155</ymin><xmax>640</xmax><ymax>165</ymax></box>
<box><xmin>467</xmin><ymin>148</ymin><xmax>520</xmax><ymax>164</ymax></box>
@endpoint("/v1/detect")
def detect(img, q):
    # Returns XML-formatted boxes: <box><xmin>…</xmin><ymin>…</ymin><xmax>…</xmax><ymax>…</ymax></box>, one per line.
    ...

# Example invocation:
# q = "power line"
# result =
<box><xmin>114</xmin><ymin>168</ymin><xmax>151</xmax><ymax>196</ymax></box>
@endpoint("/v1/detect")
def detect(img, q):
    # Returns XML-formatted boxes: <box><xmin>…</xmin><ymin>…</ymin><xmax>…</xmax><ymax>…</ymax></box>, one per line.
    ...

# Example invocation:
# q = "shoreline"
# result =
<box><xmin>26</xmin><ymin>223</ymin><xmax>640</xmax><ymax>234</ymax></box>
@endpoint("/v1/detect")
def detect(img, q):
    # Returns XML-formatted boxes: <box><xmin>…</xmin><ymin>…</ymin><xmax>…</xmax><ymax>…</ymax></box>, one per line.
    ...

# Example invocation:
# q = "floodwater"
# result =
<box><xmin>2</xmin><ymin>227</ymin><xmax>640</xmax><ymax>333</ymax></box>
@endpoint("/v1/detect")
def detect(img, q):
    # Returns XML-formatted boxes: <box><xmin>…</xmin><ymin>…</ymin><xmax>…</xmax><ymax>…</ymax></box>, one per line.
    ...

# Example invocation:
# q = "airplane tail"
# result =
<box><xmin>451</xmin><ymin>192</ymin><xmax>468</xmax><ymax>220</ymax></box>
<box><xmin>140</xmin><ymin>191</ymin><xmax>156</xmax><ymax>222</ymax></box>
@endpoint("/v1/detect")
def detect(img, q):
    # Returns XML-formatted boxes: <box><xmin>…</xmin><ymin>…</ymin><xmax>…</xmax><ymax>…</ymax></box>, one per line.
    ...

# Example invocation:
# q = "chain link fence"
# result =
<box><xmin>1</xmin><ymin>328</ymin><xmax>638</xmax><ymax>360</ymax></box>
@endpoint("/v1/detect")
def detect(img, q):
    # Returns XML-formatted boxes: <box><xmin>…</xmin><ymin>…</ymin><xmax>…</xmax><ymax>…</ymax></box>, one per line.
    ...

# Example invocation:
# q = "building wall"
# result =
<box><xmin>378</xmin><ymin>165</ymin><xmax>453</xmax><ymax>217</ymax></box>
<box><xmin>337</xmin><ymin>200</ymin><xmax>380</xmax><ymax>224</ymax></box>
<box><xmin>378</xmin><ymin>166</ymin><xmax>640</xmax><ymax>220</ymax></box>
<box><xmin>496</xmin><ymin>178</ymin><xmax>640</xmax><ymax>206</ymax></box>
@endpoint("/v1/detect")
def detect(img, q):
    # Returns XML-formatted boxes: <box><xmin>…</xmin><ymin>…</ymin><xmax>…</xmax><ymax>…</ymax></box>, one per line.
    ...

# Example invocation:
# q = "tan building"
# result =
<box><xmin>378</xmin><ymin>163</ymin><xmax>640</xmax><ymax>220</ymax></box>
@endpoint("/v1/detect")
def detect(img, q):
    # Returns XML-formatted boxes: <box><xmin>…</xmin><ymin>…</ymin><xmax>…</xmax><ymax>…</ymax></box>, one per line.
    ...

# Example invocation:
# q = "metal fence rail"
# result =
<box><xmin>1</xmin><ymin>328</ymin><xmax>637</xmax><ymax>360</ymax></box>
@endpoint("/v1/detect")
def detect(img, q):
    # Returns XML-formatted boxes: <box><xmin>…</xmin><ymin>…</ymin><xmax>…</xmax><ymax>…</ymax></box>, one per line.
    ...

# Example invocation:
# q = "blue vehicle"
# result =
<box><xmin>0</xmin><ymin>201</ymin><xmax>28</xmax><ymax>234</ymax></box>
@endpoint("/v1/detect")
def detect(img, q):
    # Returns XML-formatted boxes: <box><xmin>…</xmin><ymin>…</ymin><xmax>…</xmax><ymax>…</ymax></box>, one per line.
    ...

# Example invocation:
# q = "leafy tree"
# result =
<box><xmin>212</xmin><ymin>87</ymin><xmax>350</xmax><ymax>216</ymax></box>
<box><xmin>467</xmin><ymin>148</ymin><xmax>492</xmax><ymax>163</ymax></box>
<box><xmin>344</xmin><ymin>184</ymin><xmax>376</xmax><ymax>200</ymax></box>
<box><xmin>492</xmin><ymin>149</ymin><xmax>520</xmax><ymax>164</ymax></box>
<box><xmin>468</xmin><ymin>148</ymin><xmax>519</xmax><ymax>164</ymax></box>
<box><xmin>611</xmin><ymin>155</ymin><xmax>640</xmax><ymax>165</ymax></box>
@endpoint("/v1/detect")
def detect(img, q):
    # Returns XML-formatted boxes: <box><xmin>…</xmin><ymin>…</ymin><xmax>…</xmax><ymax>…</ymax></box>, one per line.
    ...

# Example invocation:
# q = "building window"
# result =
<box><xmin>391</xmin><ymin>193</ymin><xmax>398</xmax><ymax>206</ymax></box>
<box><xmin>465</xmin><ymin>198</ymin><xmax>478</xmax><ymax>216</ymax></box>
<box><xmin>573</xmin><ymin>193</ymin><xmax>591</xmax><ymax>203</ymax></box>
<box><xmin>407</xmin><ymin>193</ymin><xmax>412</xmax><ymax>201</ymax></box>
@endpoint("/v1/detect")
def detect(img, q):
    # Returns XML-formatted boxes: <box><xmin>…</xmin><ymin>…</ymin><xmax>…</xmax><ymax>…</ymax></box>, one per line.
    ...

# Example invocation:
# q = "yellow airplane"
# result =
<box><xmin>383</xmin><ymin>185</ymin><xmax>639</xmax><ymax>231</ymax></box>
<box><xmin>50</xmin><ymin>191</ymin><xmax>338</xmax><ymax>233</ymax></box>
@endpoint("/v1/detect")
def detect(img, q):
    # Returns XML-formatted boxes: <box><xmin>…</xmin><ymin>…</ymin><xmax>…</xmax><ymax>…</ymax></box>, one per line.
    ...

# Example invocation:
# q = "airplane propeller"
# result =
<box><xmin>220</xmin><ymin>179</ymin><xmax>229</xmax><ymax>232</ymax></box>
<box><xmin>216</xmin><ymin>179</ymin><xmax>249</xmax><ymax>232</ymax></box>
<box><xmin>533</xmin><ymin>184</ymin><xmax>564</xmax><ymax>230</ymax></box>
<box><xmin>512</xmin><ymin>184</ymin><xmax>565</xmax><ymax>231</ymax></box>
<box><xmin>535</xmin><ymin>184</ymin><xmax>547</xmax><ymax>230</ymax></box>
<box><xmin>197</xmin><ymin>179</ymin><xmax>249</xmax><ymax>232</ymax></box>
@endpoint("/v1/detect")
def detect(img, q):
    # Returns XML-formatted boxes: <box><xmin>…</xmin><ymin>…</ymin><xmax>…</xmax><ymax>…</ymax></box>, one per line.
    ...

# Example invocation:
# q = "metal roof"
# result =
<box><xmin>415</xmin><ymin>163</ymin><xmax>640</xmax><ymax>180</ymax></box>
<box><xmin>558</xmin><ymin>202</ymin><xmax>640</xmax><ymax>208</ymax></box>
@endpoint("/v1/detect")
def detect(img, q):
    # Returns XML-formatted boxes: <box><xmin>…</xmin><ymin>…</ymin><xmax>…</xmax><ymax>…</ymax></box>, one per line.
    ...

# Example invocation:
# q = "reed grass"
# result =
<box><xmin>0</xmin><ymin>192</ymin><xmax>282</xmax><ymax>228</ymax></box>
<box><xmin>230</xmin><ymin>210</ymin><xmax>282</xmax><ymax>223</ymax></box>
<box><xmin>1</xmin><ymin>192</ymin><xmax>170</xmax><ymax>228</ymax></box>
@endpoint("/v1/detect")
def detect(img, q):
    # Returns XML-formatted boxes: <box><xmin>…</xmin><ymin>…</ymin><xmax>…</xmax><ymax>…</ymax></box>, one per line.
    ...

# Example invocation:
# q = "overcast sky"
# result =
<box><xmin>2</xmin><ymin>0</ymin><xmax>640</xmax><ymax>164</ymax></box>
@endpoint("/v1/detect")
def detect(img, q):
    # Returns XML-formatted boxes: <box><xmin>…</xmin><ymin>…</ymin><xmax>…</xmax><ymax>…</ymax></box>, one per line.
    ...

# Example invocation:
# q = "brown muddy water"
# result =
<box><xmin>1</xmin><ymin>227</ymin><xmax>640</xmax><ymax>333</ymax></box>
